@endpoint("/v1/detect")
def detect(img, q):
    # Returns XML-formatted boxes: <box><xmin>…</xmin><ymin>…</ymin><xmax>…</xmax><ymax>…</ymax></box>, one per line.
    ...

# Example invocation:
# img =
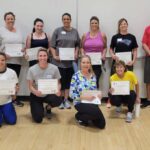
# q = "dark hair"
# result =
<box><xmin>90</xmin><ymin>16</ymin><xmax>99</xmax><ymax>24</ymax></box>
<box><xmin>32</xmin><ymin>18</ymin><xmax>44</xmax><ymax>33</ymax></box>
<box><xmin>114</xmin><ymin>60</ymin><xmax>128</xmax><ymax>73</ymax></box>
<box><xmin>117</xmin><ymin>18</ymin><xmax>128</xmax><ymax>33</ymax></box>
<box><xmin>0</xmin><ymin>52</ymin><xmax>7</xmax><ymax>60</ymax></box>
<box><xmin>37</xmin><ymin>48</ymin><xmax>49</xmax><ymax>63</ymax></box>
<box><xmin>62</xmin><ymin>13</ymin><xmax>71</xmax><ymax>20</ymax></box>
<box><xmin>4</xmin><ymin>12</ymin><xmax>15</xmax><ymax>20</ymax></box>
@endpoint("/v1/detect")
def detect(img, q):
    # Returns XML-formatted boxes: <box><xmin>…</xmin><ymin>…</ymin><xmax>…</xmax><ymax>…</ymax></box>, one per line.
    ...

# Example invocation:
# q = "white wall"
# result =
<box><xmin>0</xmin><ymin>0</ymin><xmax>149</xmax><ymax>97</ymax></box>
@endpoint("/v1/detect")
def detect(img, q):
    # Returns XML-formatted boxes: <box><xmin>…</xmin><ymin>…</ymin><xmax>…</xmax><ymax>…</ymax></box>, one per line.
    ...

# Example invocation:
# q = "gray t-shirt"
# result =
<box><xmin>51</xmin><ymin>27</ymin><xmax>80</xmax><ymax>68</ymax></box>
<box><xmin>27</xmin><ymin>63</ymin><xmax>61</xmax><ymax>90</ymax></box>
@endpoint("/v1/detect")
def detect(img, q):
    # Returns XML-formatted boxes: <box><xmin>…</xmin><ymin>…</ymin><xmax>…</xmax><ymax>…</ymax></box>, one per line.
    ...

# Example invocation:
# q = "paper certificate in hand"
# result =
<box><xmin>81</xmin><ymin>90</ymin><xmax>102</xmax><ymax>105</ymax></box>
<box><xmin>86</xmin><ymin>52</ymin><xmax>102</xmax><ymax>65</ymax></box>
<box><xmin>0</xmin><ymin>80</ymin><xmax>16</xmax><ymax>95</ymax></box>
<box><xmin>26</xmin><ymin>47</ymin><xmax>42</xmax><ymax>61</ymax></box>
<box><xmin>5</xmin><ymin>44</ymin><xmax>23</xmax><ymax>57</ymax></box>
<box><xmin>59</xmin><ymin>48</ymin><xmax>75</xmax><ymax>60</ymax></box>
<box><xmin>116</xmin><ymin>52</ymin><xmax>131</xmax><ymax>64</ymax></box>
<box><xmin>111</xmin><ymin>81</ymin><xmax>130</xmax><ymax>95</ymax></box>
<box><xmin>38</xmin><ymin>79</ymin><xmax>58</xmax><ymax>94</ymax></box>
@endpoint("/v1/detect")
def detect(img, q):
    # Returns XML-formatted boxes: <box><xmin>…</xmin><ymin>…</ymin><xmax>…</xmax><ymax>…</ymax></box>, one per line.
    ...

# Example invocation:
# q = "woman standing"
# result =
<box><xmin>109</xmin><ymin>18</ymin><xmax>138</xmax><ymax>73</ymax></box>
<box><xmin>0</xmin><ymin>12</ymin><xmax>24</xmax><ymax>107</ymax></box>
<box><xmin>70</xmin><ymin>55</ymin><xmax>106</xmax><ymax>129</ymax></box>
<box><xmin>0</xmin><ymin>52</ymin><xmax>18</xmax><ymax>127</ymax></box>
<box><xmin>26</xmin><ymin>18</ymin><xmax>50</xmax><ymax>67</ymax></box>
<box><xmin>81</xmin><ymin>16</ymin><xmax>107</xmax><ymax>89</ymax></box>
<box><xmin>50</xmin><ymin>13</ymin><xmax>80</xmax><ymax>109</ymax></box>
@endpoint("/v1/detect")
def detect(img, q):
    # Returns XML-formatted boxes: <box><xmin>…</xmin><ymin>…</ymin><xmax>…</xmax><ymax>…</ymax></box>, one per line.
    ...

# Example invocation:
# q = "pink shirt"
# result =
<box><xmin>83</xmin><ymin>32</ymin><xmax>104</xmax><ymax>53</ymax></box>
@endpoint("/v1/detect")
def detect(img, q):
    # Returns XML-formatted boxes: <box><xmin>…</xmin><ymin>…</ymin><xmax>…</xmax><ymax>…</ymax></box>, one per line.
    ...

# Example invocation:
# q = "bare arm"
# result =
<box><xmin>135</xmin><ymin>82</ymin><xmax>141</xmax><ymax>103</ymax></box>
<box><xmin>80</xmin><ymin>33</ymin><xmax>86</xmax><ymax>56</ymax></box>
<box><xmin>101</xmin><ymin>32</ymin><xmax>107</xmax><ymax>60</ymax></box>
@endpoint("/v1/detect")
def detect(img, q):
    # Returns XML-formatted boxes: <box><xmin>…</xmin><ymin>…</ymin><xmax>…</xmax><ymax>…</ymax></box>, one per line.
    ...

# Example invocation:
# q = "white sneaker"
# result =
<box><xmin>64</xmin><ymin>100</ymin><xmax>71</xmax><ymax>109</ymax></box>
<box><xmin>126</xmin><ymin>112</ymin><xmax>133</xmax><ymax>123</ymax></box>
<box><xmin>59</xmin><ymin>102</ymin><xmax>65</xmax><ymax>109</ymax></box>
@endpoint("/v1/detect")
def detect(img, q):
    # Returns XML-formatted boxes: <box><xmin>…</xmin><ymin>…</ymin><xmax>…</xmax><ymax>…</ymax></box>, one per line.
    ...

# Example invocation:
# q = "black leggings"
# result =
<box><xmin>92</xmin><ymin>65</ymin><xmax>102</xmax><ymax>89</ymax></box>
<box><xmin>109</xmin><ymin>90</ymin><xmax>136</xmax><ymax>112</ymax></box>
<box><xmin>75</xmin><ymin>103</ymin><xmax>106</xmax><ymax>129</ymax></box>
<box><xmin>30</xmin><ymin>93</ymin><xmax>63</xmax><ymax>123</ymax></box>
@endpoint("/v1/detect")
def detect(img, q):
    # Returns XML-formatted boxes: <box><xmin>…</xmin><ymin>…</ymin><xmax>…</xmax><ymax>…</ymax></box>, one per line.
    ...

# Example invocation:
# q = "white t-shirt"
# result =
<box><xmin>0</xmin><ymin>68</ymin><xmax>18</xmax><ymax>105</ymax></box>
<box><xmin>0</xmin><ymin>26</ymin><xmax>24</xmax><ymax>64</ymax></box>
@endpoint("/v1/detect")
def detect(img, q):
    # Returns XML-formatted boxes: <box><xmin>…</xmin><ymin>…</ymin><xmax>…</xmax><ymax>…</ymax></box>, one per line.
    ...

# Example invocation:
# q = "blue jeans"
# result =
<box><xmin>0</xmin><ymin>102</ymin><xmax>17</xmax><ymax>125</ymax></box>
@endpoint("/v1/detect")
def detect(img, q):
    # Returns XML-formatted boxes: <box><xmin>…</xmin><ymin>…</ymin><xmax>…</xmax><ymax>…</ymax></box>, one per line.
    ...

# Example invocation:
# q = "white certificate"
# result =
<box><xmin>116</xmin><ymin>52</ymin><xmax>131</xmax><ymax>64</ymax></box>
<box><xmin>59</xmin><ymin>48</ymin><xmax>75</xmax><ymax>60</ymax></box>
<box><xmin>38</xmin><ymin>79</ymin><xmax>58</xmax><ymax>94</ymax></box>
<box><xmin>26</xmin><ymin>47</ymin><xmax>42</xmax><ymax>61</ymax></box>
<box><xmin>111</xmin><ymin>81</ymin><xmax>130</xmax><ymax>95</ymax></box>
<box><xmin>86</xmin><ymin>52</ymin><xmax>102</xmax><ymax>65</ymax></box>
<box><xmin>5</xmin><ymin>44</ymin><xmax>23</xmax><ymax>57</ymax></box>
<box><xmin>0</xmin><ymin>80</ymin><xmax>16</xmax><ymax>95</ymax></box>
<box><xmin>81</xmin><ymin>90</ymin><xmax>102</xmax><ymax>105</ymax></box>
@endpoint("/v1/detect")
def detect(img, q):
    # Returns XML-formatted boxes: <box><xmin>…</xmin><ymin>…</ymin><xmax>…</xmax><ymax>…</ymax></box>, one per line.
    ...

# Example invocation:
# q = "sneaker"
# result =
<box><xmin>76</xmin><ymin>119</ymin><xmax>88</xmax><ymax>127</ymax></box>
<box><xmin>126</xmin><ymin>112</ymin><xmax>133</xmax><ymax>123</ymax></box>
<box><xmin>59</xmin><ymin>102</ymin><xmax>65</xmax><ymax>109</ymax></box>
<box><xmin>45</xmin><ymin>105</ymin><xmax>52</xmax><ymax>119</ymax></box>
<box><xmin>64</xmin><ymin>100</ymin><xmax>71</xmax><ymax>109</ymax></box>
<box><xmin>141</xmin><ymin>100</ymin><xmax>150</xmax><ymax>108</ymax></box>
<box><xmin>13</xmin><ymin>100</ymin><xmax>24</xmax><ymax>107</ymax></box>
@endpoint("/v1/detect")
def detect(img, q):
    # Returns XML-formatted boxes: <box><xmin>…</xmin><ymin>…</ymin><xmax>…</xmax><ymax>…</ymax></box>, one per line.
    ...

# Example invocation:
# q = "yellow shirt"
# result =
<box><xmin>110</xmin><ymin>71</ymin><xmax>138</xmax><ymax>90</ymax></box>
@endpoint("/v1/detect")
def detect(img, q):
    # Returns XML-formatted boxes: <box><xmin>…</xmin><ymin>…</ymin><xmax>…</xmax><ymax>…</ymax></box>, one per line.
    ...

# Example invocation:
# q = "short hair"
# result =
<box><xmin>114</xmin><ymin>60</ymin><xmax>128</xmax><ymax>72</ymax></box>
<box><xmin>0</xmin><ymin>52</ymin><xmax>7</xmax><ymax>60</ymax></box>
<box><xmin>62</xmin><ymin>13</ymin><xmax>71</xmax><ymax>20</ymax></box>
<box><xmin>4</xmin><ymin>12</ymin><xmax>15</xmax><ymax>20</ymax></box>
<box><xmin>117</xmin><ymin>18</ymin><xmax>128</xmax><ymax>33</ymax></box>
<box><xmin>37</xmin><ymin>48</ymin><xmax>48</xmax><ymax>56</ymax></box>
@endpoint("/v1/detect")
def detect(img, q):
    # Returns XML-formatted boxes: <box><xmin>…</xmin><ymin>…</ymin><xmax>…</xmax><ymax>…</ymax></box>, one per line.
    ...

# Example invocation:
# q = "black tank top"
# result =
<box><xmin>31</xmin><ymin>33</ymin><xmax>49</xmax><ymax>48</ymax></box>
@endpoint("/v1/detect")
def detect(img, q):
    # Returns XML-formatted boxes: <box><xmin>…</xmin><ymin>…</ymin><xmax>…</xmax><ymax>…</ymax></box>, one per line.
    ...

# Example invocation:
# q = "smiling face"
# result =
<box><xmin>4</xmin><ymin>14</ymin><xmax>15</xmax><ymax>28</ymax></box>
<box><xmin>80</xmin><ymin>56</ymin><xmax>92</xmax><ymax>73</ymax></box>
<box><xmin>119</xmin><ymin>20</ymin><xmax>128</xmax><ymax>33</ymax></box>
<box><xmin>62</xmin><ymin>15</ymin><xmax>71</xmax><ymax>28</ymax></box>
<box><xmin>0</xmin><ymin>54</ymin><xmax>6</xmax><ymax>71</ymax></box>
<box><xmin>115</xmin><ymin>64</ymin><xmax>125</xmax><ymax>77</ymax></box>
<box><xmin>90</xmin><ymin>19</ymin><xmax>99</xmax><ymax>31</ymax></box>
<box><xmin>38</xmin><ymin>50</ymin><xmax>48</xmax><ymax>66</ymax></box>
<box><xmin>34</xmin><ymin>21</ymin><xmax>44</xmax><ymax>33</ymax></box>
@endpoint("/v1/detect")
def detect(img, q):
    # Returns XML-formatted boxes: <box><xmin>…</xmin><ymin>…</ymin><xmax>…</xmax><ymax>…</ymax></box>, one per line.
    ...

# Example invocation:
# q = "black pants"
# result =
<box><xmin>109</xmin><ymin>90</ymin><xmax>136</xmax><ymax>112</ymax></box>
<box><xmin>30</xmin><ymin>93</ymin><xmax>63</xmax><ymax>123</ymax></box>
<box><xmin>92</xmin><ymin>65</ymin><xmax>102</xmax><ymax>89</ymax></box>
<box><xmin>7</xmin><ymin>64</ymin><xmax>21</xmax><ymax>78</ymax></box>
<box><xmin>75</xmin><ymin>103</ymin><xmax>106</xmax><ymax>129</ymax></box>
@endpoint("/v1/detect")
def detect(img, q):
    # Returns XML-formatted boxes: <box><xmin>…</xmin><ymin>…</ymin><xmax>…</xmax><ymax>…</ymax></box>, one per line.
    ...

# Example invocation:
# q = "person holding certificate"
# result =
<box><xmin>109</xmin><ymin>18</ymin><xmax>138</xmax><ymax>74</ymax></box>
<box><xmin>27</xmin><ymin>48</ymin><xmax>62</xmax><ymax>123</ymax></box>
<box><xmin>109</xmin><ymin>60</ymin><xmax>140</xmax><ymax>123</ymax></box>
<box><xmin>0</xmin><ymin>12</ymin><xmax>24</xmax><ymax>107</ymax></box>
<box><xmin>50</xmin><ymin>13</ymin><xmax>80</xmax><ymax>109</ymax></box>
<box><xmin>81</xmin><ymin>16</ymin><xmax>107</xmax><ymax>89</ymax></box>
<box><xmin>25</xmin><ymin>18</ymin><xmax>51</xmax><ymax>67</ymax></box>
<box><xmin>0</xmin><ymin>52</ymin><xmax>18</xmax><ymax>127</ymax></box>
<box><xmin>69</xmin><ymin>55</ymin><xmax>106</xmax><ymax>128</ymax></box>
<box><xmin>141</xmin><ymin>25</ymin><xmax>150</xmax><ymax>108</ymax></box>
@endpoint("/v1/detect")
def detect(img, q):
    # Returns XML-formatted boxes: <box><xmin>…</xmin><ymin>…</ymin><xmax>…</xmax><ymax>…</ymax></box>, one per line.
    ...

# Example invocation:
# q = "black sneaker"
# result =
<box><xmin>141</xmin><ymin>100</ymin><xmax>150</xmax><ymax>108</ymax></box>
<box><xmin>77</xmin><ymin>120</ymin><xmax>88</xmax><ymax>127</ymax></box>
<box><xmin>45</xmin><ymin>105</ymin><xmax>52</xmax><ymax>119</ymax></box>
<box><xmin>13</xmin><ymin>100</ymin><xmax>24</xmax><ymax>107</ymax></box>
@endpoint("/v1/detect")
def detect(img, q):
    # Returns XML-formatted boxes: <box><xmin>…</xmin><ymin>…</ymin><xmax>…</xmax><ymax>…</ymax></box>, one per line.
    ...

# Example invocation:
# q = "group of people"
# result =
<box><xmin>0</xmin><ymin>11</ymin><xmax>150</xmax><ymax>129</ymax></box>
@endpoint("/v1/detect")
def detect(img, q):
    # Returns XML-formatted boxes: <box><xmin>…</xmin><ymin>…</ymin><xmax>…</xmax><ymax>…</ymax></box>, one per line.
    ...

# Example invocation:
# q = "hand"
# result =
<box><xmin>33</xmin><ymin>90</ymin><xmax>42</xmax><ymax>97</ymax></box>
<box><xmin>54</xmin><ymin>56</ymin><xmax>60</xmax><ymax>61</ymax></box>
<box><xmin>109</xmin><ymin>88</ymin><xmax>114</xmax><ymax>94</ymax></box>
<box><xmin>112</xmin><ymin>54</ymin><xmax>119</xmax><ymax>61</ymax></box>
<box><xmin>126</xmin><ymin>61</ymin><xmax>134</xmax><ymax>66</ymax></box>
<box><xmin>85</xmin><ymin>95</ymin><xmax>96</xmax><ymax>101</ymax></box>
<box><xmin>56</xmin><ymin>90</ymin><xmax>61</xmax><ymax>97</ymax></box>
<box><xmin>24</xmin><ymin>54</ymin><xmax>29</xmax><ymax>60</ymax></box>
<box><xmin>21</xmin><ymin>47</ymin><xmax>26</xmax><ymax>52</ymax></box>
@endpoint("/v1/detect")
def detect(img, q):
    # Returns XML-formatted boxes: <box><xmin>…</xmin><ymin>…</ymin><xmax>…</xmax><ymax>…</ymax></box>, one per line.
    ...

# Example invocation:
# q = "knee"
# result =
<box><xmin>98</xmin><ymin>119</ymin><xmax>106</xmax><ymax>129</ymax></box>
<box><xmin>7</xmin><ymin>117</ymin><xmax>17</xmax><ymax>125</ymax></box>
<box><xmin>33</xmin><ymin>116</ymin><xmax>43</xmax><ymax>123</ymax></box>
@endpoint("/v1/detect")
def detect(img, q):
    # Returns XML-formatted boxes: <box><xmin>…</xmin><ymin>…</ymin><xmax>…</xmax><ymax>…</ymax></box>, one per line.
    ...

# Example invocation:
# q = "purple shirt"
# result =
<box><xmin>83</xmin><ymin>32</ymin><xmax>104</xmax><ymax>53</ymax></box>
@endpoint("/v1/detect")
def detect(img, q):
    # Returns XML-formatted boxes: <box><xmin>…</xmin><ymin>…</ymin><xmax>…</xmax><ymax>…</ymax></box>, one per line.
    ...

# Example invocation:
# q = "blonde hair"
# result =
<box><xmin>117</xmin><ymin>18</ymin><xmax>128</xmax><ymax>33</ymax></box>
